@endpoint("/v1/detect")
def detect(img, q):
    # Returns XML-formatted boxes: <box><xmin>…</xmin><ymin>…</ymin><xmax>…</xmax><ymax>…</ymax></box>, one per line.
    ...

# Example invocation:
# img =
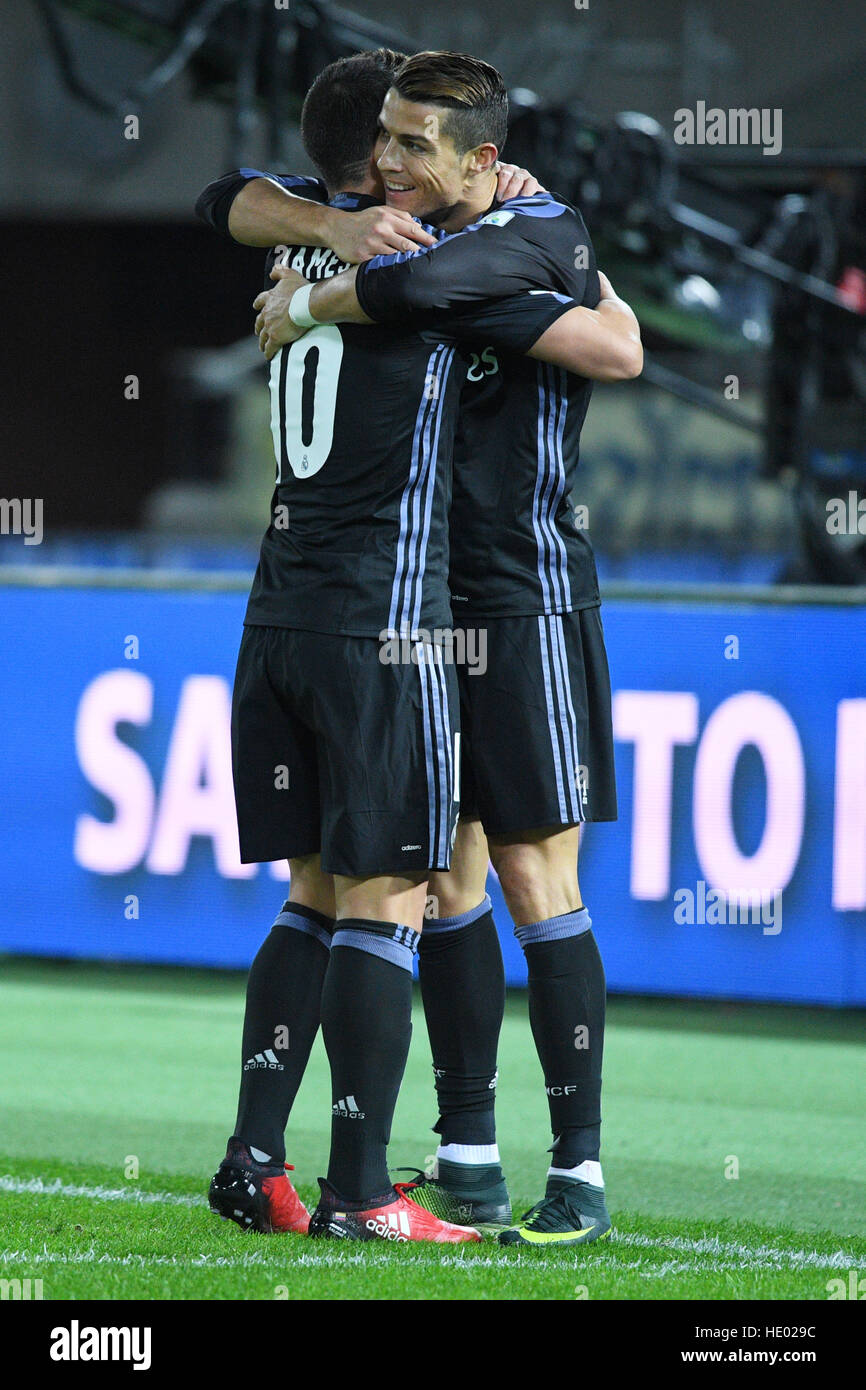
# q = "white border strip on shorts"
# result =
<box><xmin>416</xmin><ymin>639</ymin><xmax>453</xmax><ymax>866</ymax></box>
<box><xmin>537</xmin><ymin>614</ymin><xmax>583</xmax><ymax>823</ymax></box>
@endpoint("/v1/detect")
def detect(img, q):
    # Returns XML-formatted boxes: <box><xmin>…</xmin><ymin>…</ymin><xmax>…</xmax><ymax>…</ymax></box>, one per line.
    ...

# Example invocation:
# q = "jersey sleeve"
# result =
<box><xmin>355</xmin><ymin>198</ymin><xmax>591</xmax><ymax>322</ymax></box>
<box><xmin>194</xmin><ymin>169</ymin><xmax>328</xmax><ymax>235</ymax></box>
<box><xmin>440</xmin><ymin>291</ymin><xmax>578</xmax><ymax>357</ymax></box>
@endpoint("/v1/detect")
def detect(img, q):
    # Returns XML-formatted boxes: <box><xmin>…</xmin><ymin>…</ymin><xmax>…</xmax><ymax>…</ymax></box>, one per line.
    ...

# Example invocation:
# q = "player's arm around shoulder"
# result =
<box><xmin>194</xmin><ymin>170</ymin><xmax>329</xmax><ymax>247</ymax></box>
<box><xmin>528</xmin><ymin>272</ymin><xmax>643</xmax><ymax>382</ymax></box>
<box><xmin>195</xmin><ymin>168</ymin><xmax>435</xmax><ymax>262</ymax></box>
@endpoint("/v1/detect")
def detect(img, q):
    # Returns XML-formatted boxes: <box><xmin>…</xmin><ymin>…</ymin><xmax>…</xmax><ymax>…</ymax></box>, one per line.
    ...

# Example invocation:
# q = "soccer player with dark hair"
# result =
<box><xmin>197</xmin><ymin>48</ymin><xmax>639</xmax><ymax>1244</ymax></box>
<box><xmin>255</xmin><ymin>49</ymin><xmax>641</xmax><ymax>1249</ymax></box>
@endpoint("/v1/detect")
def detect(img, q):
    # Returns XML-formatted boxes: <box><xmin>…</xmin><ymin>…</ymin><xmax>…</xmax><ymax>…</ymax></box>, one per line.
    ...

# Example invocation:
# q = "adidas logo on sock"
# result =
<box><xmin>243</xmin><ymin>1049</ymin><xmax>284</xmax><ymax>1072</ymax></box>
<box><xmin>332</xmin><ymin>1095</ymin><xmax>365</xmax><ymax>1119</ymax></box>
<box><xmin>366</xmin><ymin>1209</ymin><xmax>410</xmax><ymax>1241</ymax></box>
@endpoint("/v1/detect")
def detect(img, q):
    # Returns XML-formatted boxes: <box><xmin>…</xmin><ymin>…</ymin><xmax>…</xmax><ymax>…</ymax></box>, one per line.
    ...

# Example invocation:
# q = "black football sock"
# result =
<box><xmin>319</xmin><ymin>919</ymin><xmax>418</xmax><ymax>1202</ymax></box>
<box><xmin>233</xmin><ymin>901</ymin><xmax>334</xmax><ymax>1164</ymax></box>
<box><xmin>417</xmin><ymin>896</ymin><xmax>504</xmax><ymax>1151</ymax></box>
<box><xmin>515</xmin><ymin>908</ymin><xmax>606</xmax><ymax>1170</ymax></box>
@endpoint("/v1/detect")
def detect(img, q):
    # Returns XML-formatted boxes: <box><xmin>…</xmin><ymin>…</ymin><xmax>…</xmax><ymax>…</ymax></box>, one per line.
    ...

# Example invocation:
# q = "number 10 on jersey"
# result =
<box><xmin>269</xmin><ymin>325</ymin><xmax>344</xmax><ymax>481</ymax></box>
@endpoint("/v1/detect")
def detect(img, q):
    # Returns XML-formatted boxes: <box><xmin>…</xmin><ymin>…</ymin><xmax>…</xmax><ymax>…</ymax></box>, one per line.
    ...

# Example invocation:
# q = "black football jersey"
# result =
<box><xmin>195</xmin><ymin>168</ymin><xmax>329</xmax><ymax>235</ymax></box>
<box><xmin>356</xmin><ymin>192</ymin><xmax>602</xmax><ymax>619</ymax></box>
<box><xmin>195</xmin><ymin>174</ymin><xmax>577</xmax><ymax>637</ymax></box>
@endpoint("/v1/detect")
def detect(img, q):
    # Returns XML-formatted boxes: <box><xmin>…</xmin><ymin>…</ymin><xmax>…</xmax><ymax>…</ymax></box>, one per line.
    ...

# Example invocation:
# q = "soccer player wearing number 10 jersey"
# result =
<box><xmin>197</xmin><ymin>48</ymin><xmax>633</xmax><ymax>1244</ymax></box>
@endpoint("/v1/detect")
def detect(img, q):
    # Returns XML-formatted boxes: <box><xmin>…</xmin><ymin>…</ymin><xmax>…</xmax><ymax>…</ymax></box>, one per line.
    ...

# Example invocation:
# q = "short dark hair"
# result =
<box><xmin>301</xmin><ymin>48</ymin><xmax>406</xmax><ymax>191</ymax></box>
<box><xmin>391</xmin><ymin>51</ymin><xmax>508</xmax><ymax>157</ymax></box>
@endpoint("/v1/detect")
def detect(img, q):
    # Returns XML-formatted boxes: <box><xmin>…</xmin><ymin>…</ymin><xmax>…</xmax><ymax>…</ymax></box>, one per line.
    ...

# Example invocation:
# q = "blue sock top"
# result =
<box><xmin>331</xmin><ymin>921</ymin><xmax>420</xmax><ymax>973</ymax></box>
<box><xmin>273</xmin><ymin>904</ymin><xmax>334</xmax><ymax>949</ymax></box>
<box><xmin>514</xmin><ymin>906</ymin><xmax>591</xmax><ymax>948</ymax></box>
<box><xmin>422</xmin><ymin>894</ymin><xmax>493</xmax><ymax>934</ymax></box>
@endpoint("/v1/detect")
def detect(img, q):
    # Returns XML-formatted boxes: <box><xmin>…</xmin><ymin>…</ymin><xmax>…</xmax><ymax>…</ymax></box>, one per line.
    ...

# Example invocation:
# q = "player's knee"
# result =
<box><xmin>490</xmin><ymin>841</ymin><xmax>581</xmax><ymax>925</ymax></box>
<box><xmin>427</xmin><ymin>878</ymin><xmax>471</xmax><ymax>919</ymax></box>
<box><xmin>427</xmin><ymin>819</ymin><xmax>489</xmax><ymax>918</ymax></box>
<box><xmin>288</xmin><ymin>855</ymin><xmax>336</xmax><ymax>919</ymax></box>
<box><xmin>489</xmin><ymin>845</ymin><xmax>549</xmax><ymax>921</ymax></box>
<box><xmin>428</xmin><ymin>867</ymin><xmax>486</xmax><ymax>918</ymax></box>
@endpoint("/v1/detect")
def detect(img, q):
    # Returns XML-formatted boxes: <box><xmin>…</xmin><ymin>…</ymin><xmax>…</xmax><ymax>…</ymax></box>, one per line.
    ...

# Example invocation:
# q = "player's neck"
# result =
<box><xmin>327</xmin><ymin>186</ymin><xmax>376</xmax><ymax>201</ymax></box>
<box><xmin>438</xmin><ymin>172</ymin><xmax>499</xmax><ymax>233</ymax></box>
<box><xmin>326</xmin><ymin>171</ymin><xmax>381</xmax><ymax>201</ymax></box>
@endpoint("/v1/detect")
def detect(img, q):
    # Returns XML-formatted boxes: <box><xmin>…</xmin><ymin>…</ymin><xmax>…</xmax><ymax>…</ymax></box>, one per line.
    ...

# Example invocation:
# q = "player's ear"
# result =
<box><xmin>467</xmin><ymin>142</ymin><xmax>499</xmax><ymax>177</ymax></box>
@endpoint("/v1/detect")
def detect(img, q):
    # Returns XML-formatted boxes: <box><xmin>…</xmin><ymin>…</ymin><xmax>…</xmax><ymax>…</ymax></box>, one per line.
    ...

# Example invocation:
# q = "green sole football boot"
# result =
<box><xmin>499</xmin><ymin>1176</ymin><xmax>612</xmax><ymax>1248</ymax></box>
<box><xmin>397</xmin><ymin>1159</ymin><xmax>512</xmax><ymax>1235</ymax></box>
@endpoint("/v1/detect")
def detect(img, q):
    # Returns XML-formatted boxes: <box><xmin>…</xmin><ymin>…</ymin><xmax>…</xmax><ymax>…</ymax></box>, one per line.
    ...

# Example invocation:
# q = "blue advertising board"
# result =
<box><xmin>1</xmin><ymin>577</ymin><xmax>864</xmax><ymax>1004</ymax></box>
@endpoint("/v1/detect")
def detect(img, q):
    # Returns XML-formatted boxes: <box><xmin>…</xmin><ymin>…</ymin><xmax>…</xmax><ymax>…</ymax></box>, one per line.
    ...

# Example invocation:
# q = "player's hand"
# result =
<box><xmin>325</xmin><ymin>205</ymin><xmax>437</xmax><ymax>262</ymax></box>
<box><xmin>597</xmin><ymin>271</ymin><xmax>617</xmax><ymax>300</ymax></box>
<box><xmin>496</xmin><ymin>162</ymin><xmax>545</xmax><ymax>201</ymax></box>
<box><xmin>253</xmin><ymin>267</ymin><xmax>309</xmax><ymax>360</ymax></box>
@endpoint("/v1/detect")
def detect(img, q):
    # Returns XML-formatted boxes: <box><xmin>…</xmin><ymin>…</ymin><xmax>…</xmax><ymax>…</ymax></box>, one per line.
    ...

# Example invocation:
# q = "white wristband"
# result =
<box><xmin>288</xmin><ymin>283</ymin><xmax>318</xmax><ymax>328</ymax></box>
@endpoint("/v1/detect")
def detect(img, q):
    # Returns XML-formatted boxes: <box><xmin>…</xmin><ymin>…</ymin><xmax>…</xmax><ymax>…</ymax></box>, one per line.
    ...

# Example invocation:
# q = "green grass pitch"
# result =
<box><xmin>1</xmin><ymin>957</ymin><xmax>864</xmax><ymax>1301</ymax></box>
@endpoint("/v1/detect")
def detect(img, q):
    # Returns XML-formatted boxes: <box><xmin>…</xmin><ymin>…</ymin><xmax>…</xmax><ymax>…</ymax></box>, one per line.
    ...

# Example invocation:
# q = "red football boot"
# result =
<box><xmin>308</xmin><ymin>1177</ymin><xmax>481</xmax><ymax>1244</ymax></box>
<box><xmin>208</xmin><ymin>1138</ymin><xmax>309</xmax><ymax>1234</ymax></box>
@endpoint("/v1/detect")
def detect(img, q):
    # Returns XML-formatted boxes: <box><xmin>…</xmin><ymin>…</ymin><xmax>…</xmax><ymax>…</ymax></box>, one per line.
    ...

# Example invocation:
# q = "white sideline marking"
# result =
<box><xmin>0</xmin><ymin>1175</ymin><xmax>203</xmax><ymax>1208</ymax></box>
<box><xmin>0</xmin><ymin>1247</ymin><xmax>575</xmax><ymax>1273</ymax></box>
<box><xmin>2</xmin><ymin>1175</ymin><xmax>860</xmax><ymax>1273</ymax></box>
<box><xmin>0</xmin><ymin>1248</ymin><xmax>856</xmax><ymax>1279</ymax></box>
<box><xmin>617</xmin><ymin>1231</ymin><xmax>858</xmax><ymax>1271</ymax></box>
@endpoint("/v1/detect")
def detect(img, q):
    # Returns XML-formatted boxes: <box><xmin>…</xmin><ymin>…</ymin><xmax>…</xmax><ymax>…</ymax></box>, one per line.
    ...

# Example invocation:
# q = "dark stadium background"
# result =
<box><xmin>3</xmin><ymin>0</ymin><xmax>864</xmax><ymax>558</ymax></box>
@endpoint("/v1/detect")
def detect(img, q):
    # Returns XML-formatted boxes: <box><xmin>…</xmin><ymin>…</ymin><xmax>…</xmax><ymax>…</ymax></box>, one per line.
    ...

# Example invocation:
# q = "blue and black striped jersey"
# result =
<box><xmin>356</xmin><ymin>192</ymin><xmax>602</xmax><ymax>619</ymax></box>
<box><xmin>194</xmin><ymin>168</ymin><xmax>329</xmax><ymax>234</ymax></box>
<box><xmin>195</xmin><ymin>173</ymin><xmax>577</xmax><ymax>638</ymax></box>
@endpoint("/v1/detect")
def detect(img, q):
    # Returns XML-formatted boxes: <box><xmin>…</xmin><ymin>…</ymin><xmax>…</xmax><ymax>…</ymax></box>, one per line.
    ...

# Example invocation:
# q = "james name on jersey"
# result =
<box><xmin>272</xmin><ymin>242</ymin><xmax>352</xmax><ymax>282</ymax></box>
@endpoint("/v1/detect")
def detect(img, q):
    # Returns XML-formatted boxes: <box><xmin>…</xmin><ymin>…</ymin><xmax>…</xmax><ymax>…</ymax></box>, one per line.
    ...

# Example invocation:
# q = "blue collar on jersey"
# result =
<box><xmin>425</xmin><ymin>189</ymin><xmax>569</xmax><ymax>242</ymax></box>
<box><xmin>329</xmin><ymin>191</ymin><xmax>382</xmax><ymax>210</ymax></box>
<box><xmin>446</xmin><ymin>189</ymin><xmax>570</xmax><ymax>235</ymax></box>
<box><xmin>496</xmin><ymin>191</ymin><xmax>570</xmax><ymax>217</ymax></box>
<box><xmin>363</xmin><ymin>189</ymin><xmax>570</xmax><ymax>272</ymax></box>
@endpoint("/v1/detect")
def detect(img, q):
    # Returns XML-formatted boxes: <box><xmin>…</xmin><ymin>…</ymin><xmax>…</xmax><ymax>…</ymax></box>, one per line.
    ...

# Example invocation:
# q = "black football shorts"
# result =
<box><xmin>457</xmin><ymin>605</ymin><xmax>617</xmax><ymax>835</ymax></box>
<box><xmin>231</xmin><ymin>624</ymin><xmax>460</xmax><ymax>876</ymax></box>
